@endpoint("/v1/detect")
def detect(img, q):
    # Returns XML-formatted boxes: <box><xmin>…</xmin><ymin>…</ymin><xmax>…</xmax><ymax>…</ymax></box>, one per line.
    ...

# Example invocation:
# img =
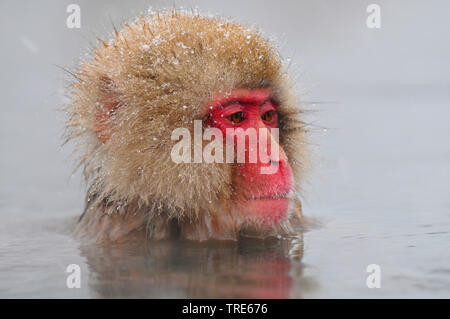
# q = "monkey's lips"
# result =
<box><xmin>242</xmin><ymin>193</ymin><xmax>290</xmax><ymax>224</ymax></box>
<box><xmin>248</xmin><ymin>193</ymin><xmax>289</xmax><ymax>200</ymax></box>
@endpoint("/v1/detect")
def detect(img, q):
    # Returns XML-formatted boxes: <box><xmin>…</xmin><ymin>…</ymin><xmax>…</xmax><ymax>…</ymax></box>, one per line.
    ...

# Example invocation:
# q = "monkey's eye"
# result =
<box><xmin>227</xmin><ymin>111</ymin><xmax>245</xmax><ymax>124</ymax></box>
<box><xmin>261</xmin><ymin>110</ymin><xmax>275</xmax><ymax>122</ymax></box>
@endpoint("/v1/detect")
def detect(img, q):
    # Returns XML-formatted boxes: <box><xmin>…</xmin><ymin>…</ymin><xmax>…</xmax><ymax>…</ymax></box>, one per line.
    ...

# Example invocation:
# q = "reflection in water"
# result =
<box><xmin>79</xmin><ymin>234</ymin><xmax>315</xmax><ymax>298</ymax></box>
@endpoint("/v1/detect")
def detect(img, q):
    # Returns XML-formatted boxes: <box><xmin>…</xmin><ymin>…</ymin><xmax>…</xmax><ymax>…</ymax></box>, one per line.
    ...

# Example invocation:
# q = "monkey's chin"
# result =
<box><xmin>243</xmin><ymin>198</ymin><xmax>289</xmax><ymax>227</ymax></box>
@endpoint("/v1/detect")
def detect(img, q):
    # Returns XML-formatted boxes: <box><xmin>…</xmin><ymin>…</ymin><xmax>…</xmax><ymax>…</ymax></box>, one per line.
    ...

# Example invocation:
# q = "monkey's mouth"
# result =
<box><xmin>248</xmin><ymin>195</ymin><xmax>288</xmax><ymax>201</ymax></box>
<box><xmin>240</xmin><ymin>190</ymin><xmax>291</xmax><ymax>223</ymax></box>
<box><xmin>245</xmin><ymin>190</ymin><xmax>291</xmax><ymax>201</ymax></box>
<box><xmin>241</xmin><ymin>196</ymin><xmax>290</xmax><ymax>224</ymax></box>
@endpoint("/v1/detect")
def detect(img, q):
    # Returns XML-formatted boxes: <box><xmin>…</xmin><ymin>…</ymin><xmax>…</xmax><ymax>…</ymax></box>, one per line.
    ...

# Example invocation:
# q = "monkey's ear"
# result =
<box><xmin>94</xmin><ymin>76</ymin><xmax>120</xmax><ymax>143</ymax></box>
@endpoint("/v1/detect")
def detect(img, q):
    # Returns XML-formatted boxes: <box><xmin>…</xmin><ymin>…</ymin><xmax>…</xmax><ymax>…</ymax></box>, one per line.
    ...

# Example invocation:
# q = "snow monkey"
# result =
<box><xmin>66</xmin><ymin>10</ymin><xmax>308</xmax><ymax>243</ymax></box>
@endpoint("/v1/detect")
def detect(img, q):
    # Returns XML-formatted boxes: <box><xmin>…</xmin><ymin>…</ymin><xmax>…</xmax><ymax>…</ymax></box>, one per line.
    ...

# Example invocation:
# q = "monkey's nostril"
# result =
<box><xmin>269</xmin><ymin>159</ymin><xmax>280</xmax><ymax>166</ymax></box>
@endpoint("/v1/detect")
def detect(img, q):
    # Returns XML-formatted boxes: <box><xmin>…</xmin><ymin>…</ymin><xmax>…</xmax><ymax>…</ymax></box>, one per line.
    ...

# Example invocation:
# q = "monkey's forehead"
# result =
<box><xmin>83</xmin><ymin>11</ymin><xmax>282</xmax><ymax>95</ymax></box>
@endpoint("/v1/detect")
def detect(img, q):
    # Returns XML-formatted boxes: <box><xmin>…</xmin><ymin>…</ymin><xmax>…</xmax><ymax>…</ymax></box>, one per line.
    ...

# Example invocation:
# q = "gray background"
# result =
<box><xmin>0</xmin><ymin>0</ymin><xmax>449</xmax><ymax>297</ymax></box>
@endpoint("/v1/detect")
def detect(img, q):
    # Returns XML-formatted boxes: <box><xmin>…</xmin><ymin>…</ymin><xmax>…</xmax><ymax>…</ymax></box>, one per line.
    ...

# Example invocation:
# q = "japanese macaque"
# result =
<box><xmin>66</xmin><ymin>10</ymin><xmax>308</xmax><ymax>243</ymax></box>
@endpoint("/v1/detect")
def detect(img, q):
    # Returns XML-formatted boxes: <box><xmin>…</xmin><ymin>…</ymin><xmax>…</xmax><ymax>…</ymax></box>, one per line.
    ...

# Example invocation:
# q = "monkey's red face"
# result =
<box><xmin>207</xmin><ymin>89</ymin><xmax>294</xmax><ymax>225</ymax></box>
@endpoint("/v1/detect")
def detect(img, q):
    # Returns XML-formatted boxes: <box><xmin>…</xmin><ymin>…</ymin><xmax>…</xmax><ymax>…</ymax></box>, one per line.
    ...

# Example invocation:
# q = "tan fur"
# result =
<box><xmin>65</xmin><ymin>10</ymin><xmax>308</xmax><ymax>242</ymax></box>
